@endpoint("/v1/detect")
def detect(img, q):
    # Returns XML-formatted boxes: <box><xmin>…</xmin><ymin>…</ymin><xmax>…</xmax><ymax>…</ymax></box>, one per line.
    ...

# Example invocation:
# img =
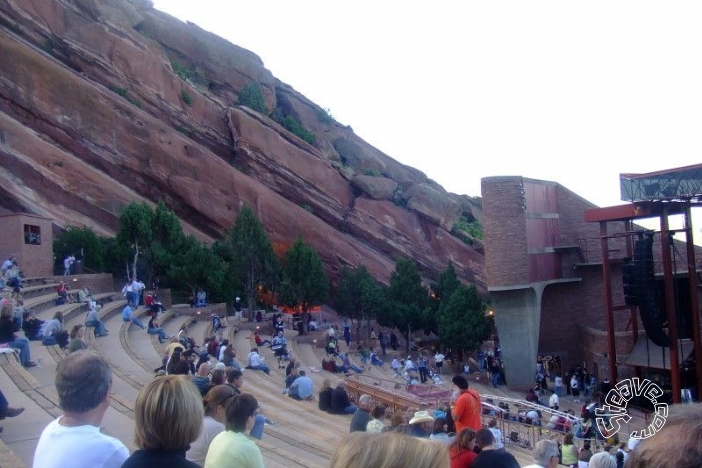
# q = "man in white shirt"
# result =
<box><xmin>33</xmin><ymin>351</ymin><xmax>128</xmax><ymax>468</ymax></box>
<box><xmin>246</xmin><ymin>348</ymin><xmax>270</xmax><ymax>375</ymax></box>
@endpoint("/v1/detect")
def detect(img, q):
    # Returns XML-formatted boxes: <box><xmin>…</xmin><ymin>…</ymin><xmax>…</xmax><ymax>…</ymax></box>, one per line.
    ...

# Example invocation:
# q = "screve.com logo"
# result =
<box><xmin>595</xmin><ymin>378</ymin><xmax>668</xmax><ymax>440</ymax></box>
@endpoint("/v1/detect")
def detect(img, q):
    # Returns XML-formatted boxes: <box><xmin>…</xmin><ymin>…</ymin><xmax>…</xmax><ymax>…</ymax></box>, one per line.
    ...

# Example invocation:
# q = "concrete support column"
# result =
<box><xmin>491</xmin><ymin>286</ymin><xmax>542</xmax><ymax>388</ymax></box>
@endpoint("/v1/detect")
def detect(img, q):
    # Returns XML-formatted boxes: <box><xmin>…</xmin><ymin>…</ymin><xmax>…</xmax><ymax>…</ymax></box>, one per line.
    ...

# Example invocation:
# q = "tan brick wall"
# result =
<box><xmin>0</xmin><ymin>214</ymin><xmax>53</xmax><ymax>277</ymax></box>
<box><xmin>482</xmin><ymin>177</ymin><xmax>529</xmax><ymax>286</ymax></box>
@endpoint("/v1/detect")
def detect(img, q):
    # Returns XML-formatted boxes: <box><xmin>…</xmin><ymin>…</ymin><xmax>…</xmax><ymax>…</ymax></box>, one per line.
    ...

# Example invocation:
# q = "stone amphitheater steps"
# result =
<box><xmin>229</xmin><ymin>328</ymin><xmax>350</xmax><ymax>443</ymax></box>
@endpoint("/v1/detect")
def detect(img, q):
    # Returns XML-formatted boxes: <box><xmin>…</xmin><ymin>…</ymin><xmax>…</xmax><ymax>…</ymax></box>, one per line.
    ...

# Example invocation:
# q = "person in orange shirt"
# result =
<box><xmin>451</xmin><ymin>375</ymin><xmax>482</xmax><ymax>433</ymax></box>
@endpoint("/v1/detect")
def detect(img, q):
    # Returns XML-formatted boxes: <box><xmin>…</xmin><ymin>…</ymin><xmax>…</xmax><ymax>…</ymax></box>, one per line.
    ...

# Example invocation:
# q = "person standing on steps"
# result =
<box><xmin>33</xmin><ymin>351</ymin><xmax>129</xmax><ymax>468</ymax></box>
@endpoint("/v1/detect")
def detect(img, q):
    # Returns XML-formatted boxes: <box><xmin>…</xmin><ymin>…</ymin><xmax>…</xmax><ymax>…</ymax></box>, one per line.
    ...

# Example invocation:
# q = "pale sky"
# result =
<box><xmin>153</xmin><ymin>1</ymin><xmax>702</xmax><ymax>234</ymax></box>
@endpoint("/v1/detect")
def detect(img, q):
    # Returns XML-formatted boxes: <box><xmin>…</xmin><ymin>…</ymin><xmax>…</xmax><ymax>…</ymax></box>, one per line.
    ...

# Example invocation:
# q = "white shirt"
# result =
<box><xmin>489</xmin><ymin>427</ymin><xmax>504</xmax><ymax>449</ymax></box>
<box><xmin>570</xmin><ymin>377</ymin><xmax>579</xmax><ymax>389</ymax></box>
<box><xmin>187</xmin><ymin>416</ymin><xmax>225</xmax><ymax>466</ymax></box>
<box><xmin>33</xmin><ymin>418</ymin><xmax>128</xmax><ymax>468</ymax></box>
<box><xmin>405</xmin><ymin>359</ymin><xmax>415</xmax><ymax>370</ymax></box>
<box><xmin>248</xmin><ymin>351</ymin><xmax>265</xmax><ymax>367</ymax></box>
<box><xmin>549</xmin><ymin>393</ymin><xmax>559</xmax><ymax>407</ymax></box>
<box><xmin>434</xmin><ymin>353</ymin><xmax>445</xmax><ymax>363</ymax></box>
<box><xmin>555</xmin><ymin>376</ymin><xmax>563</xmax><ymax>387</ymax></box>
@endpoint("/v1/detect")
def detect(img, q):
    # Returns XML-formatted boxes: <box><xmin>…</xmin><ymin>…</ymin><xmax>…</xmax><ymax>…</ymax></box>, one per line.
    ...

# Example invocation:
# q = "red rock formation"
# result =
<box><xmin>0</xmin><ymin>0</ymin><xmax>484</xmax><ymax>289</ymax></box>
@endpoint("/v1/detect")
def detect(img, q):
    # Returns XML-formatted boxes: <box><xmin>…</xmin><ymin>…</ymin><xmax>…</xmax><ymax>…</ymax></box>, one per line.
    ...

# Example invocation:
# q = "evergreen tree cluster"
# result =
<box><xmin>54</xmin><ymin>201</ymin><xmax>491</xmax><ymax>348</ymax></box>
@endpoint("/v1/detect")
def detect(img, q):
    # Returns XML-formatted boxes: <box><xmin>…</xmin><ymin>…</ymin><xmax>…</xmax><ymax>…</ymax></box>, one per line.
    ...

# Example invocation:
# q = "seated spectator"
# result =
<box><xmin>358</xmin><ymin>346</ymin><xmax>370</xmax><ymax>365</ymax></box>
<box><xmin>206</xmin><ymin>336</ymin><xmax>220</xmax><ymax>358</ymax></box>
<box><xmin>250</xmin><ymin>331</ymin><xmax>271</xmax><ymax>347</ymax></box>
<box><xmin>221</xmin><ymin>343</ymin><xmax>242</xmax><ymax>371</ymax></box>
<box><xmin>308</xmin><ymin>318</ymin><xmax>318</xmax><ymax>331</ymax></box>
<box><xmin>289</xmin><ymin>370</ymin><xmax>314</xmax><ymax>401</ymax></box>
<box><xmin>41</xmin><ymin>312</ymin><xmax>69</xmax><ymax>349</ymax></box>
<box><xmin>187</xmin><ymin>385</ymin><xmax>238</xmax><ymax>466</ymax></box>
<box><xmin>326</xmin><ymin>337</ymin><xmax>339</xmax><ymax>356</ymax></box>
<box><xmin>148</xmin><ymin>294</ymin><xmax>166</xmax><ymax>315</ymax></box>
<box><xmin>21</xmin><ymin>310</ymin><xmax>44</xmax><ymax>340</ymax></box>
<box><xmin>191</xmin><ymin>362</ymin><xmax>212</xmax><ymax>397</ymax></box>
<box><xmin>589</xmin><ymin>452</ymin><xmax>617</xmax><ymax>468</ymax></box>
<box><xmin>449</xmin><ymin>428</ymin><xmax>478</xmax><ymax>467</ymax></box>
<box><xmin>33</xmin><ymin>351</ymin><xmax>128</xmax><ymax>467</ymax></box>
<box><xmin>318</xmin><ymin>378</ymin><xmax>333</xmax><ymax>412</ymax></box>
<box><xmin>322</xmin><ymin>356</ymin><xmax>340</xmax><ymax>373</ymax></box>
<box><xmin>523</xmin><ymin>439</ymin><xmax>561</xmax><ymax>468</ymax></box>
<box><xmin>224</xmin><ymin>370</ymin><xmax>272</xmax><ymax>440</ymax></box>
<box><xmin>472</xmin><ymin>428</ymin><xmax>520</xmax><ymax>467</ymax></box>
<box><xmin>212</xmin><ymin>314</ymin><xmax>227</xmax><ymax>333</ymax></box>
<box><xmin>366</xmin><ymin>406</ymin><xmax>388</xmax><ymax>434</ymax></box>
<box><xmin>56</xmin><ymin>281</ymin><xmax>74</xmax><ymax>304</ymax></box>
<box><xmin>341</xmin><ymin>352</ymin><xmax>363</xmax><ymax>374</ymax></box>
<box><xmin>77</xmin><ymin>286</ymin><xmax>91</xmax><ymax>303</ymax></box>
<box><xmin>284</xmin><ymin>367</ymin><xmax>299</xmax><ymax>394</ymax></box>
<box><xmin>147</xmin><ymin>314</ymin><xmax>169</xmax><ymax>343</ymax></box>
<box><xmin>246</xmin><ymin>348</ymin><xmax>270</xmax><ymax>375</ymax></box>
<box><xmin>85</xmin><ymin>304</ymin><xmax>108</xmax><ymax>337</ymax></box>
<box><xmin>122</xmin><ymin>303</ymin><xmax>145</xmax><ymax>330</ymax></box>
<box><xmin>167</xmin><ymin>348</ymin><xmax>190</xmax><ymax>375</ymax></box>
<box><xmin>122</xmin><ymin>375</ymin><xmax>203</xmax><ymax>468</ymax></box>
<box><xmin>331</xmin><ymin>381</ymin><xmax>357</xmax><ymax>415</ymax></box>
<box><xmin>350</xmin><ymin>395</ymin><xmax>373</xmax><ymax>432</ymax></box>
<box><xmin>429</xmin><ymin>417</ymin><xmax>455</xmax><ymax>445</ymax></box>
<box><xmin>205</xmin><ymin>393</ymin><xmax>264</xmax><ymax>467</ymax></box>
<box><xmin>67</xmin><ymin>324</ymin><xmax>87</xmax><ymax>354</ymax></box>
<box><xmin>0</xmin><ymin>301</ymin><xmax>37</xmax><ymax>367</ymax></box>
<box><xmin>409</xmin><ymin>411</ymin><xmax>434</xmax><ymax>438</ymax></box>
<box><xmin>370</xmin><ymin>350</ymin><xmax>384</xmax><ymax>367</ymax></box>
<box><xmin>330</xmin><ymin>431</ymin><xmax>450</xmax><ymax>468</ymax></box>
<box><xmin>487</xmin><ymin>418</ymin><xmax>504</xmax><ymax>450</ymax></box>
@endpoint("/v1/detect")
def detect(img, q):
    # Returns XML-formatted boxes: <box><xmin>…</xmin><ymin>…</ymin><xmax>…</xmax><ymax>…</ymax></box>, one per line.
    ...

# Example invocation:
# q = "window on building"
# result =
<box><xmin>24</xmin><ymin>224</ymin><xmax>41</xmax><ymax>245</ymax></box>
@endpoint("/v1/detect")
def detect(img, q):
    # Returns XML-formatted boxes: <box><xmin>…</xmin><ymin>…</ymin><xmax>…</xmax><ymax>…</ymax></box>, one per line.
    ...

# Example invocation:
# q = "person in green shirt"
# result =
<box><xmin>205</xmin><ymin>393</ymin><xmax>264</xmax><ymax>468</ymax></box>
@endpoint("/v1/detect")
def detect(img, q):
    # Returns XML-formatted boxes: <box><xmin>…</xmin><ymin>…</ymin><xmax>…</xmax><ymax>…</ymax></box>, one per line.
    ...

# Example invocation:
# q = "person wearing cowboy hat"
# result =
<box><xmin>408</xmin><ymin>410</ymin><xmax>434</xmax><ymax>438</ymax></box>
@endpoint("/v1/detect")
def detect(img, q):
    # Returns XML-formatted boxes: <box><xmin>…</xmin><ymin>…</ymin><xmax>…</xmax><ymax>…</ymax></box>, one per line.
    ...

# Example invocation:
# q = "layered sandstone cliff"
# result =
<box><xmin>0</xmin><ymin>0</ymin><xmax>484</xmax><ymax>287</ymax></box>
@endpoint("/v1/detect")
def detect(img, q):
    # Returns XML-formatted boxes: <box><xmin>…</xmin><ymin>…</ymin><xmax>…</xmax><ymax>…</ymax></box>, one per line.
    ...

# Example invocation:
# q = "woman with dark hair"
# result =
<box><xmin>429</xmin><ymin>417</ymin><xmax>455</xmax><ymax>445</ymax></box>
<box><xmin>205</xmin><ymin>393</ymin><xmax>264</xmax><ymax>468</ymax></box>
<box><xmin>122</xmin><ymin>375</ymin><xmax>202</xmax><ymax>468</ymax></box>
<box><xmin>67</xmin><ymin>324</ymin><xmax>87</xmax><ymax>353</ymax></box>
<box><xmin>167</xmin><ymin>348</ymin><xmax>190</xmax><ymax>375</ymax></box>
<box><xmin>187</xmin><ymin>385</ymin><xmax>237</xmax><ymax>466</ymax></box>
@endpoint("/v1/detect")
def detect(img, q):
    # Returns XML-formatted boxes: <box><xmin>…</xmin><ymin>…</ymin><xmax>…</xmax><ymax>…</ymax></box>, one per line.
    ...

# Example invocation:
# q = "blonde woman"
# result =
<box><xmin>330</xmin><ymin>431</ymin><xmax>449</xmax><ymax>468</ymax></box>
<box><xmin>319</xmin><ymin>378</ymin><xmax>333</xmax><ymax>412</ymax></box>
<box><xmin>122</xmin><ymin>375</ymin><xmax>203</xmax><ymax>468</ymax></box>
<box><xmin>187</xmin><ymin>385</ymin><xmax>238</xmax><ymax>466</ymax></box>
<box><xmin>67</xmin><ymin>324</ymin><xmax>87</xmax><ymax>353</ymax></box>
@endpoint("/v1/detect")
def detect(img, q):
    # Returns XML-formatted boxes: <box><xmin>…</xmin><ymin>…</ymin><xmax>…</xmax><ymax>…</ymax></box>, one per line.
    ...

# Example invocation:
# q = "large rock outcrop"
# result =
<box><xmin>0</xmin><ymin>0</ymin><xmax>484</xmax><ymax>288</ymax></box>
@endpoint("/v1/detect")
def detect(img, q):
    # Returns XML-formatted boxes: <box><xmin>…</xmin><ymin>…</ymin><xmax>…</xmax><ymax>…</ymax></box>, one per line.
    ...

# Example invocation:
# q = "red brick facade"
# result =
<box><xmin>0</xmin><ymin>213</ymin><xmax>53</xmax><ymax>277</ymax></box>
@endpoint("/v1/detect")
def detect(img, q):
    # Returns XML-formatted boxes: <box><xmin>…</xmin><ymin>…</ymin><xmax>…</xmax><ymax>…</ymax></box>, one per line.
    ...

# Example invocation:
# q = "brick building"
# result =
<box><xmin>0</xmin><ymin>213</ymin><xmax>53</xmax><ymax>277</ymax></box>
<box><xmin>481</xmin><ymin>176</ymin><xmax>701</xmax><ymax>391</ymax></box>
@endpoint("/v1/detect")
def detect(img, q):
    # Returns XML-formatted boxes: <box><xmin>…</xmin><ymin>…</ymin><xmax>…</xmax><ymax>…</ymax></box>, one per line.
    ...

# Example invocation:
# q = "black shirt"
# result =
<box><xmin>319</xmin><ymin>388</ymin><xmax>333</xmax><ymax>412</ymax></box>
<box><xmin>349</xmin><ymin>409</ymin><xmax>371</xmax><ymax>432</ymax></box>
<box><xmin>122</xmin><ymin>449</ymin><xmax>198</xmax><ymax>468</ymax></box>
<box><xmin>472</xmin><ymin>449</ymin><xmax>520</xmax><ymax>468</ymax></box>
<box><xmin>330</xmin><ymin>387</ymin><xmax>351</xmax><ymax>414</ymax></box>
<box><xmin>0</xmin><ymin>317</ymin><xmax>18</xmax><ymax>343</ymax></box>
